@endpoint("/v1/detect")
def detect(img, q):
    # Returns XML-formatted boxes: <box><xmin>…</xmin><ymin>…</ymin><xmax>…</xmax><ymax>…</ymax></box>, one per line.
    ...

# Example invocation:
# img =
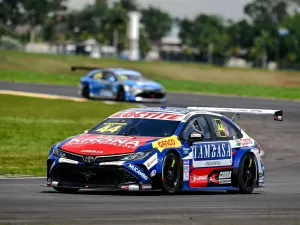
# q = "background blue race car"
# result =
<box><xmin>71</xmin><ymin>66</ymin><xmax>166</xmax><ymax>103</ymax></box>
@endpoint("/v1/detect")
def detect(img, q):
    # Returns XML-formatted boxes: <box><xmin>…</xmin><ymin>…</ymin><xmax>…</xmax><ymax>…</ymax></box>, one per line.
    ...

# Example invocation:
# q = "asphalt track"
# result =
<box><xmin>1</xmin><ymin>81</ymin><xmax>300</xmax><ymax>225</ymax></box>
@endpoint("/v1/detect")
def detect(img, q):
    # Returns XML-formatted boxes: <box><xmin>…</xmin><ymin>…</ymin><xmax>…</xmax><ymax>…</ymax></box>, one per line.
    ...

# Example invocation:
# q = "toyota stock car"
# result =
<box><xmin>44</xmin><ymin>106</ymin><xmax>283</xmax><ymax>194</ymax></box>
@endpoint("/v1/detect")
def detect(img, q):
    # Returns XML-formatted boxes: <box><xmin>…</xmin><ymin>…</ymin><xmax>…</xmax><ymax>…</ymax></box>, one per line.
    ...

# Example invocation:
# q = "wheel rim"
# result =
<box><xmin>242</xmin><ymin>156</ymin><xmax>256</xmax><ymax>189</ymax></box>
<box><xmin>163</xmin><ymin>155</ymin><xmax>179</xmax><ymax>191</ymax></box>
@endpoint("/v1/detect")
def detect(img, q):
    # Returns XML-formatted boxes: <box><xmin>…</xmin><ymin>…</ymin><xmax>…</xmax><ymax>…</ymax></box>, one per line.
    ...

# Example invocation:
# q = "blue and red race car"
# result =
<box><xmin>44</xmin><ymin>106</ymin><xmax>283</xmax><ymax>194</ymax></box>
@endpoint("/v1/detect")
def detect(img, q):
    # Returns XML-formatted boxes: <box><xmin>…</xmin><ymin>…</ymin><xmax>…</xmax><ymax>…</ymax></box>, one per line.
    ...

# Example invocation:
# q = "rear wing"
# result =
<box><xmin>187</xmin><ymin>107</ymin><xmax>283</xmax><ymax>121</ymax></box>
<box><xmin>71</xmin><ymin>66</ymin><xmax>100</xmax><ymax>72</ymax></box>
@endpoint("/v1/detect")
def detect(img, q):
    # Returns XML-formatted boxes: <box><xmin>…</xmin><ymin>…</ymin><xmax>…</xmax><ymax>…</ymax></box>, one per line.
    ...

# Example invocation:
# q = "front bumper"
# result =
<box><xmin>126</xmin><ymin>90</ymin><xmax>166</xmax><ymax>103</ymax></box>
<box><xmin>45</xmin><ymin>156</ymin><xmax>155</xmax><ymax>190</ymax></box>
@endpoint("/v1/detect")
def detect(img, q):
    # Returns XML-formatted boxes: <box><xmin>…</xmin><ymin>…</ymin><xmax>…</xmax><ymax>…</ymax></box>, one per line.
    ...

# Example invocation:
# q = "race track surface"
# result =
<box><xmin>1</xmin><ymin>81</ymin><xmax>300</xmax><ymax>225</ymax></box>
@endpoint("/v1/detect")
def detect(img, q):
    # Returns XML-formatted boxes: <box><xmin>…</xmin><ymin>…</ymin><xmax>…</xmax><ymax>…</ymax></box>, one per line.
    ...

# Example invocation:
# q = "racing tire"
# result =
<box><xmin>53</xmin><ymin>187</ymin><xmax>79</xmax><ymax>193</ymax></box>
<box><xmin>161</xmin><ymin>152</ymin><xmax>182</xmax><ymax>194</ymax></box>
<box><xmin>229</xmin><ymin>152</ymin><xmax>257</xmax><ymax>194</ymax></box>
<box><xmin>81</xmin><ymin>85</ymin><xmax>90</xmax><ymax>99</ymax></box>
<box><xmin>115</xmin><ymin>86</ymin><xmax>125</xmax><ymax>101</ymax></box>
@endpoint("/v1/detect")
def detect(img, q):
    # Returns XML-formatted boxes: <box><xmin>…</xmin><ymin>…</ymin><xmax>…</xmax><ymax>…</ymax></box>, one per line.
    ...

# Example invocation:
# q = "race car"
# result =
<box><xmin>44</xmin><ymin>106</ymin><xmax>283</xmax><ymax>194</ymax></box>
<box><xmin>71</xmin><ymin>66</ymin><xmax>166</xmax><ymax>103</ymax></box>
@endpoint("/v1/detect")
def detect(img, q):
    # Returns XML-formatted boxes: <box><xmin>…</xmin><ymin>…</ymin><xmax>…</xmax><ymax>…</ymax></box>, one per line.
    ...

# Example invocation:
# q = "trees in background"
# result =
<box><xmin>1</xmin><ymin>0</ymin><xmax>300</xmax><ymax>67</ymax></box>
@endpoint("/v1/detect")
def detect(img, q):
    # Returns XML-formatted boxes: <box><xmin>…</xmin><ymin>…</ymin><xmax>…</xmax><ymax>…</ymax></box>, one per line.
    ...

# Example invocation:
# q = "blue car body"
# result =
<box><xmin>76</xmin><ymin>67</ymin><xmax>166</xmax><ymax>103</ymax></box>
<box><xmin>44</xmin><ymin>107</ymin><xmax>282</xmax><ymax>194</ymax></box>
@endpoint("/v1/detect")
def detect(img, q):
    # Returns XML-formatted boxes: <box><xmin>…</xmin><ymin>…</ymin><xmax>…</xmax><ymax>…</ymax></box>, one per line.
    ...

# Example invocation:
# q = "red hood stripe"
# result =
<box><xmin>60</xmin><ymin>134</ymin><xmax>159</xmax><ymax>156</ymax></box>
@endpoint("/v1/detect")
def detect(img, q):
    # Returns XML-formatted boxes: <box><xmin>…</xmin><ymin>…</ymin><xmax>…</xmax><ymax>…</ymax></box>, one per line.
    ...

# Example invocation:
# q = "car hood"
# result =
<box><xmin>123</xmin><ymin>80</ymin><xmax>162</xmax><ymax>90</ymax></box>
<box><xmin>59</xmin><ymin>133</ymin><xmax>159</xmax><ymax>156</ymax></box>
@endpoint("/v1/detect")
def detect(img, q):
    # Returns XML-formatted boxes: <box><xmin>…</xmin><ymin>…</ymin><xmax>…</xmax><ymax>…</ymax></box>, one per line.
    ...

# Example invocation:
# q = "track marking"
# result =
<box><xmin>0</xmin><ymin>176</ymin><xmax>46</xmax><ymax>179</ymax></box>
<box><xmin>0</xmin><ymin>90</ymin><xmax>87</xmax><ymax>102</ymax></box>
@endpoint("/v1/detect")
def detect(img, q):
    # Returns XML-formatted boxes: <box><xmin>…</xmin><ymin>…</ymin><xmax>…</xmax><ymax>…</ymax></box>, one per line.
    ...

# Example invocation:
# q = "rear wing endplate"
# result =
<box><xmin>71</xmin><ymin>66</ymin><xmax>100</xmax><ymax>71</ymax></box>
<box><xmin>187</xmin><ymin>107</ymin><xmax>283</xmax><ymax>121</ymax></box>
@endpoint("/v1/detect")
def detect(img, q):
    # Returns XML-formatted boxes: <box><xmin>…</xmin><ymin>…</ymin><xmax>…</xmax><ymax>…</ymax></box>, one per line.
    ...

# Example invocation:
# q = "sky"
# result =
<box><xmin>67</xmin><ymin>0</ymin><xmax>252</xmax><ymax>21</ymax></box>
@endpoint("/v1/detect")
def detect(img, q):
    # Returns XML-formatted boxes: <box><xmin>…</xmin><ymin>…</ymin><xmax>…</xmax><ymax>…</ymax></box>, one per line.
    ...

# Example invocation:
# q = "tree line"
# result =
<box><xmin>1</xmin><ymin>0</ymin><xmax>300</xmax><ymax>68</ymax></box>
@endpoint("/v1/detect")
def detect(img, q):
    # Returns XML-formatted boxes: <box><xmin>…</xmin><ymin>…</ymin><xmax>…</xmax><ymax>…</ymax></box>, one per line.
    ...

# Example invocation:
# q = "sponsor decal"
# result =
<box><xmin>240</xmin><ymin>138</ymin><xmax>254</xmax><ymax>146</ymax></box>
<box><xmin>183</xmin><ymin>159</ymin><xmax>189</xmax><ymax>165</ymax></box>
<box><xmin>152</xmin><ymin>136</ymin><xmax>182</xmax><ymax>152</ymax></box>
<box><xmin>110</xmin><ymin>112</ymin><xmax>185</xmax><ymax>121</ymax></box>
<box><xmin>218</xmin><ymin>179</ymin><xmax>231</xmax><ymax>184</ymax></box>
<box><xmin>143</xmin><ymin>153</ymin><xmax>158</xmax><ymax>169</ymax></box>
<box><xmin>81</xmin><ymin>150</ymin><xmax>103</xmax><ymax>154</ymax></box>
<box><xmin>183</xmin><ymin>162</ymin><xmax>190</xmax><ymax>181</ymax></box>
<box><xmin>234</xmin><ymin>137</ymin><xmax>254</xmax><ymax>147</ymax></box>
<box><xmin>184</xmin><ymin>165</ymin><xmax>189</xmax><ymax>171</ymax></box>
<box><xmin>150</xmin><ymin>170</ymin><xmax>156</xmax><ymax>177</ymax></box>
<box><xmin>205</xmin><ymin>161</ymin><xmax>220</xmax><ymax>166</ymax></box>
<box><xmin>183</xmin><ymin>172</ymin><xmax>189</xmax><ymax>181</ymax></box>
<box><xmin>219</xmin><ymin>171</ymin><xmax>232</xmax><ymax>179</ymax></box>
<box><xmin>190</xmin><ymin>174</ymin><xmax>207</xmax><ymax>183</ymax></box>
<box><xmin>128</xmin><ymin>164</ymin><xmax>148</xmax><ymax>180</ymax></box>
<box><xmin>190</xmin><ymin>132</ymin><xmax>203</xmax><ymax>139</ymax></box>
<box><xmin>183</xmin><ymin>148</ymin><xmax>189</xmax><ymax>155</ymax></box>
<box><xmin>192</xmin><ymin>142</ymin><xmax>232</xmax><ymax>168</ymax></box>
<box><xmin>66</xmin><ymin>136</ymin><xmax>140</xmax><ymax>149</ymax></box>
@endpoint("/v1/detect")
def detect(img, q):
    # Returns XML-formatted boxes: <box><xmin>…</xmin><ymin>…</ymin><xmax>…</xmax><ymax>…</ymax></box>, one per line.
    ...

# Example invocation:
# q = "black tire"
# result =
<box><xmin>53</xmin><ymin>187</ymin><xmax>79</xmax><ymax>193</ymax></box>
<box><xmin>115</xmin><ymin>86</ymin><xmax>125</xmax><ymax>101</ymax></box>
<box><xmin>81</xmin><ymin>85</ymin><xmax>90</xmax><ymax>99</ymax></box>
<box><xmin>229</xmin><ymin>152</ymin><xmax>257</xmax><ymax>194</ymax></box>
<box><xmin>161</xmin><ymin>153</ymin><xmax>182</xmax><ymax>194</ymax></box>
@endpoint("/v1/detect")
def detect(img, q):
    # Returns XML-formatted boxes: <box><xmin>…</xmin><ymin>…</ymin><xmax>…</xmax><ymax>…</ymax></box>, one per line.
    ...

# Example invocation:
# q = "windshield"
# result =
<box><xmin>89</xmin><ymin>118</ymin><xmax>180</xmax><ymax>137</ymax></box>
<box><xmin>119</xmin><ymin>74</ymin><xmax>145</xmax><ymax>81</ymax></box>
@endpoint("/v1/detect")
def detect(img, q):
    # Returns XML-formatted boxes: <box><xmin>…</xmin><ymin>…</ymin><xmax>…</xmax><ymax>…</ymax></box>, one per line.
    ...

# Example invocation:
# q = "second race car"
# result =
<box><xmin>44</xmin><ymin>106</ymin><xmax>283</xmax><ymax>194</ymax></box>
<box><xmin>72</xmin><ymin>66</ymin><xmax>166</xmax><ymax>103</ymax></box>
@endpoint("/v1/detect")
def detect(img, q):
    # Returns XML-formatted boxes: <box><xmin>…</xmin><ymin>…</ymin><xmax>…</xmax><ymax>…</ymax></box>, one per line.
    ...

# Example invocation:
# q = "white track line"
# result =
<box><xmin>0</xmin><ymin>90</ymin><xmax>87</xmax><ymax>102</ymax></box>
<box><xmin>0</xmin><ymin>176</ymin><xmax>46</xmax><ymax>179</ymax></box>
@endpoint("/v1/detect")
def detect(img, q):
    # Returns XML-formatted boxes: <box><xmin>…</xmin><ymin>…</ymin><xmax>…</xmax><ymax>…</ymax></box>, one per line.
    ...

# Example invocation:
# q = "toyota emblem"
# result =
<box><xmin>84</xmin><ymin>156</ymin><xmax>95</xmax><ymax>163</ymax></box>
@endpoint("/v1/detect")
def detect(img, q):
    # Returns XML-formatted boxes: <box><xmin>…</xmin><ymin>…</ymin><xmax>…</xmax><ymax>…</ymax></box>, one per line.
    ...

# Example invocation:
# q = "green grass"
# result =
<box><xmin>0</xmin><ymin>70</ymin><xmax>79</xmax><ymax>86</ymax></box>
<box><xmin>1</xmin><ymin>50</ymin><xmax>300</xmax><ymax>100</ymax></box>
<box><xmin>0</xmin><ymin>94</ymin><xmax>134</xmax><ymax>176</ymax></box>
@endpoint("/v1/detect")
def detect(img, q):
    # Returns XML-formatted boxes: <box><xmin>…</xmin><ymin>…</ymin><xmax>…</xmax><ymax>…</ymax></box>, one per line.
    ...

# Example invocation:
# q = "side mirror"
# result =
<box><xmin>84</xmin><ymin>129</ymin><xmax>90</xmax><ymax>133</ymax></box>
<box><xmin>188</xmin><ymin>132</ymin><xmax>204</xmax><ymax>145</ymax></box>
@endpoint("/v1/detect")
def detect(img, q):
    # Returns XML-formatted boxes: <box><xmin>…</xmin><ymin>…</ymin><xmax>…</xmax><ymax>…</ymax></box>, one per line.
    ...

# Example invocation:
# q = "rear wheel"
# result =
<box><xmin>161</xmin><ymin>153</ymin><xmax>181</xmax><ymax>194</ymax></box>
<box><xmin>53</xmin><ymin>187</ymin><xmax>79</xmax><ymax>193</ymax></box>
<box><xmin>81</xmin><ymin>85</ymin><xmax>90</xmax><ymax>99</ymax></box>
<box><xmin>228</xmin><ymin>152</ymin><xmax>257</xmax><ymax>194</ymax></box>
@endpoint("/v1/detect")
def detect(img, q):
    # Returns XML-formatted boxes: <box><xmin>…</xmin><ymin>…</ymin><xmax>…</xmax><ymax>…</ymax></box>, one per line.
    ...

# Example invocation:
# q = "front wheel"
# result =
<box><xmin>115</xmin><ymin>86</ymin><xmax>125</xmax><ymax>101</ymax></box>
<box><xmin>161</xmin><ymin>153</ymin><xmax>182</xmax><ymax>194</ymax></box>
<box><xmin>53</xmin><ymin>187</ymin><xmax>79</xmax><ymax>193</ymax></box>
<box><xmin>81</xmin><ymin>85</ymin><xmax>90</xmax><ymax>99</ymax></box>
<box><xmin>230</xmin><ymin>152</ymin><xmax>257</xmax><ymax>194</ymax></box>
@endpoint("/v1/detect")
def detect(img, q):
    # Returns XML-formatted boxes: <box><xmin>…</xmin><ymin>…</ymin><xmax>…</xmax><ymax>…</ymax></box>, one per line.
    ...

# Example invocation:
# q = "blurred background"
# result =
<box><xmin>1</xmin><ymin>0</ymin><xmax>300</xmax><ymax>71</ymax></box>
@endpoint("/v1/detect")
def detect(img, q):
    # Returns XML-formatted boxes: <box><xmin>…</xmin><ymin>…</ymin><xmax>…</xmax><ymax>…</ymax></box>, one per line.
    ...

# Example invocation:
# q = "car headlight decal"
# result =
<box><xmin>121</xmin><ymin>149</ymin><xmax>155</xmax><ymax>161</ymax></box>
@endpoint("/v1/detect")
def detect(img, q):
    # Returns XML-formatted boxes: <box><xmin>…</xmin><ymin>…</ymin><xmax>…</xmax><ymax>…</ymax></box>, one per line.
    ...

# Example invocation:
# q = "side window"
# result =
<box><xmin>91</xmin><ymin>71</ymin><xmax>103</xmax><ymax>80</ymax></box>
<box><xmin>208</xmin><ymin>116</ymin><xmax>242</xmax><ymax>140</ymax></box>
<box><xmin>102</xmin><ymin>72</ymin><xmax>116</xmax><ymax>82</ymax></box>
<box><xmin>181</xmin><ymin>116</ymin><xmax>211</xmax><ymax>141</ymax></box>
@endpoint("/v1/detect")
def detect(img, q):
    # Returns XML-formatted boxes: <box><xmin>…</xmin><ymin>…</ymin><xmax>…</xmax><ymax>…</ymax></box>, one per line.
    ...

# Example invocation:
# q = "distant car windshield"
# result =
<box><xmin>89</xmin><ymin>118</ymin><xmax>180</xmax><ymax>137</ymax></box>
<box><xmin>119</xmin><ymin>74</ymin><xmax>145</xmax><ymax>81</ymax></box>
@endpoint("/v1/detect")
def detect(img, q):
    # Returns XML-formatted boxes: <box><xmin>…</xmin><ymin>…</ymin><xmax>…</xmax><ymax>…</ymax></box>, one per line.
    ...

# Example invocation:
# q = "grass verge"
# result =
<box><xmin>0</xmin><ymin>94</ymin><xmax>133</xmax><ymax>176</ymax></box>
